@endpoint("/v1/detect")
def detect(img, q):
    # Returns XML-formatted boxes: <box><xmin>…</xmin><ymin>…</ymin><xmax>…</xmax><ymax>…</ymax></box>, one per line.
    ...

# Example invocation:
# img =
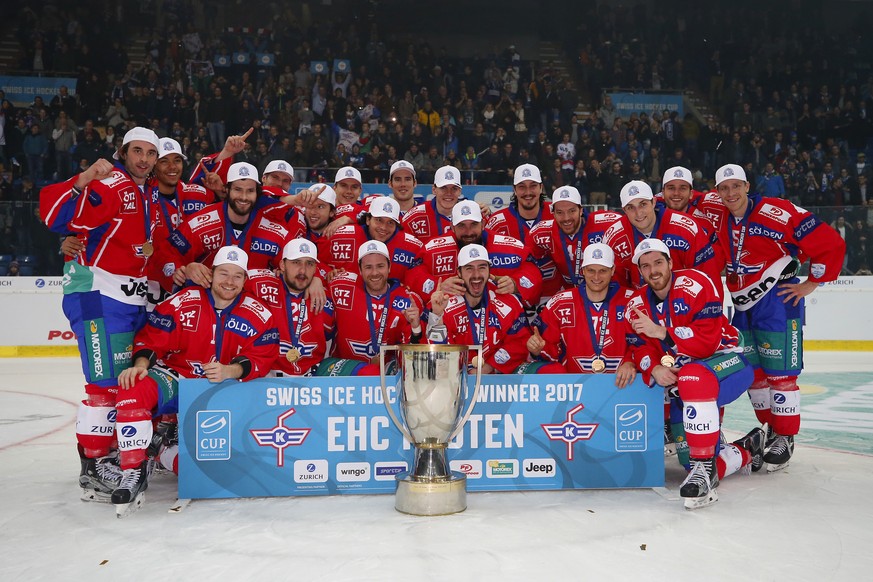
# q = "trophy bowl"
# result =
<box><xmin>380</xmin><ymin>344</ymin><xmax>483</xmax><ymax>516</ymax></box>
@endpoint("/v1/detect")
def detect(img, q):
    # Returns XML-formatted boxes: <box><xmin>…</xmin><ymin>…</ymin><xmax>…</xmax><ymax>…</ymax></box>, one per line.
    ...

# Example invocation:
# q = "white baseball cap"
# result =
<box><xmin>632</xmin><ymin>238</ymin><xmax>671</xmax><ymax>266</ymax></box>
<box><xmin>113</xmin><ymin>126</ymin><xmax>160</xmax><ymax>160</ymax></box>
<box><xmin>315</xmin><ymin>184</ymin><xmax>337</xmax><ymax>206</ymax></box>
<box><xmin>369</xmin><ymin>196</ymin><xmax>401</xmax><ymax>223</ymax></box>
<box><xmin>283</xmin><ymin>239</ymin><xmax>318</xmax><ymax>262</ymax></box>
<box><xmin>458</xmin><ymin>244</ymin><xmax>490</xmax><ymax>267</ymax></box>
<box><xmin>334</xmin><ymin>166</ymin><xmax>362</xmax><ymax>184</ymax></box>
<box><xmin>264</xmin><ymin>159</ymin><xmax>294</xmax><ymax>178</ymax></box>
<box><xmin>662</xmin><ymin>166</ymin><xmax>692</xmax><ymax>187</ymax></box>
<box><xmin>434</xmin><ymin>166</ymin><xmax>461</xmax><ymax>188</ymax></box>
<box><xmin>452</xmin><ymin>200</ymin><xmax>482</xmax><ymax>225</ymax></box>
<box><xmin>551</xmin><ymin>186</ymin><xmax>582</xmax><ymax>206</ymax></box>
<box><xmin>213</xmin><ymin>246</ymin><xmax>249</xmax><ymax>272</ymax></box>
<box><xmin>620</xmin><ymin>180</ymin><xmax>654</xmax><ymax>207</ymax></box>
<box><xmin>227</xmin><ymin>162</ymin><xmax>261</xmax><ymax>184</ymax></box>
<box><xmin>358</xmin><ymin>240</ymin><xmax>390</xmax><ymax>261</ymax></box>
<box><xmin>715</xmin><ymin>164</ymin><xmax>747</xmax><ymax>186</ymax></box>
<box><xmin>158</xmin><ymin>137</ymin><xmax>188</xmax><ymax>161</ymax></box>
<box><xmin>582</xmin><ymin>243</ymin><xmax>615</xmax><ymax>268</ymax></box>
<box><xmin>513</xmin><ymin>163</ymin><xmax>542</xmax><ymax>185</ymax></box>
<box><xmin>389</xmin><ymin>160</ymin><xmax>416</xmax><ymax>179</ymax></box>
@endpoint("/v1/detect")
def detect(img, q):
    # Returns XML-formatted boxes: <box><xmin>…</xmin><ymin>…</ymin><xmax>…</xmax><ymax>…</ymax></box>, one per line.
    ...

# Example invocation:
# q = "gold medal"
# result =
<box><xmin>727</xmin><ymin>273</ymin><xmax>739</xmax><ymax>285</ymax></box>
<box><xmin>660</xmin><ymin>354</ymin><xmax>676</xmax><ymax>368</ymax></box>
<box><xmin>142</xmin><ymin>241</ymin><xmax>154</xmax><ymax>257</ymax></box>
<box><xmin>591</xmin><ymin>358</ymin><xmax>606</xmax><ymax>373</ymax></box>
<box><xmin>286</xmin><ymin>347</ymin><xmax>301</xmax><ymax>363</ymax></box>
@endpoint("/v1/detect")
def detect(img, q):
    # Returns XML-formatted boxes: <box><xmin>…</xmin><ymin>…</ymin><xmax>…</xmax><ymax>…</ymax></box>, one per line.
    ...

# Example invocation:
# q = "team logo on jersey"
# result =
<box><xmin>250</xmin><ymin>408</ymin><xmax>311</xmax><ymax>467</ymax></box>
<box><xmin>348</xmin><ymin>339</ymin><xmax>378</xmax><ymax>358</ymax></box>
<box><xmin>541</xmin><ymin>404</ymin><xmax>599</xmax><ymax>461</ymax></box>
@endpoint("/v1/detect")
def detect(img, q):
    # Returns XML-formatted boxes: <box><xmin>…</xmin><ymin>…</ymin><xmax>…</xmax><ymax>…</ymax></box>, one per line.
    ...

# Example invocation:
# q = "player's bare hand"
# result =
<box><xmin>491</xmin><ymin>274</ymin><xmax>516</xmax><ymax>295</ymax></box>
<box><xmin>439</xmin><ymin>276</ymin><xmax>466</xmax><ymax>295</ymax></box>
<box><xmin>288</xmin><ymin>188</ymin><xmax>317</xmax><ymax>207</ymax></box>
<box><xmin>220</xmin><ymin>128</ymin><xmax>254</xmax><ymax>158</ymax></box>
<box><xmin>204</xmin><ymin>171</ymin><xmax>225</xmax><ymax>196</ymax></box>
<box><xmin>76</xmin><ymin>158</ymin><xmax>114</xmax><ymax>188</ymax></box>
<box><xmin>306</xmin><ymin>276</ymin><xmax>327</xmax><ymax>314</ymax></box>
<box><xmin>630</xmin><ymin>307</ymin><xmax>667</xmax><ymax>340</ymax></box>
<box><xmin>429</xmin><ymin>282</ymin><xmax>448</xmax><ymax>315</ymax></box>
<box><xmin>60</xmin><ymin>235</ymin><xmax>85</xmax><ymax>258</ymax></box>
<box><xmin>477</xmin><ymin>201</ymin><xmax>492</xmax><ymax>220</ymax></box>
<box><xmin>323</xmin><ymin>215</ymin><xmax>352</xmax><ymax>238</ymax></box>
<box><xmin>186</xmin><ymin>262</ymin><xmax>212</xmax><ymax>287</ymax></box>
<box><xmin>326</xmin><ymin>268</ymin><xmax>346</xmax><ymax>283</ymax></box>
<box><xmin>527</xmin><ymin>326</ymin><xmax>546</xmax><ymax>356</ymax></box>
<box><xmin>203</xmin><ymin>361</ymin><xmax>229</xmax><ymax>383</ymax></box>
<box><xmin>403</xmin><ymin>304</ymin><xmax>421</xmax><ymax>328</ymax></box>
<box><xmin>118</xmin><ymin>365</ymin><xmax>149</xmax><ymax>390</ymax></box>
<box><xmin>776</xmin><ymin>279</ymin><xmax>819</xmax><ymax>307</ymax></box>
<box><xmin>470</xmin><ymin>356</ymin><xmax>494</xmax><ymax>374</ymax></box>
<box><xmin>651</xmin><ymin>364</ymin><xmax>678</xmax><ymax>388</ymax></box>
<box><xmin>615</xmin><ymin>361</ymin><xmax>637</xmax><ymax>388</ymax></box>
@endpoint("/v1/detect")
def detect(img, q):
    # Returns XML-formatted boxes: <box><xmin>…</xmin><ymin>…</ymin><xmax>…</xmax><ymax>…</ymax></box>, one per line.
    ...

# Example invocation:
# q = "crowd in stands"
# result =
<box><xmin>1</xmin><ymin>0</ymin><xmax>872</xmax><ymax>275</ymax></box>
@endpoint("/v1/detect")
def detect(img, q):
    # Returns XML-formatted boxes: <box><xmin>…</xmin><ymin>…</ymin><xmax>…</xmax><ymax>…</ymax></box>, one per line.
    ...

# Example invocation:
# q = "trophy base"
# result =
<box><xmin>394</xmin><ymin>471</ymin><xmax>467</xmax><ymax>516</ymax></box>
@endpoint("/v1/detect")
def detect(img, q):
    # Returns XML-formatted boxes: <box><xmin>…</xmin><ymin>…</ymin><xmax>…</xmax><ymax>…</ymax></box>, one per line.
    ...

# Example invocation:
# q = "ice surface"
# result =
<box><xmin>2</xmin><ymin>355</ymin><xmax>872</xmax><ymax>580</ymax></box>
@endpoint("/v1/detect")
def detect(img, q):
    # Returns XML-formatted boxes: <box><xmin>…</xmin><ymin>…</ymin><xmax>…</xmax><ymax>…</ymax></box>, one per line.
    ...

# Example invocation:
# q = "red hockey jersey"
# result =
<box><xmin>135</xmin><ymin>286</ymin><xmax>277</xmax><ymax>379</ymax></box>
<box><xmin>326</xmin><ymin>224</ymin><xmax>425</xmax><ymax>283</ymax></box>
<box><xmin>400</xmin><ymin>198</ymin><xmax>455</xmax><ymax>243</ymax></box>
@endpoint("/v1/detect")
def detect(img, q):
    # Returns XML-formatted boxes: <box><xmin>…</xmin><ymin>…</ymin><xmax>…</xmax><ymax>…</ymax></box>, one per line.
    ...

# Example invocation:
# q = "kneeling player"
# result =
<box><xmin>528</xmin><ymin>243</ymin><xmax>636</xmax><ymax>385</ymax></box>
<box><xmin>114</xmin><ymin>247</ymin><xmax>277</xmax><ymax>516</ymax></box>
<box><xmin>625</xmin><ymin>238</ymin><xmax>764</xmax><ymax>509</ymax></box>
<box><xmin>426</xmin><ymin>245</ymin><xmax>560</xmax><ymax>374</ymax></box>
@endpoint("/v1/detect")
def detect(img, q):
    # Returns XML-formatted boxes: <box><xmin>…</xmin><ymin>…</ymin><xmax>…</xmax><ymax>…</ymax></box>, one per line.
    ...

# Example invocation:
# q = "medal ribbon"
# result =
<box><xmin>559</xmin><ymin>230</ymin><xmax>584</xmax><ymax>286</ymax></box>
<box><xmin>727</xmin><ymin>199</ymin><xmax>755</xmax><ymax>277</ymax></box>
<box><xmin>466</xmin><ymin>293</ymin><xmax>489</xmax><ymax>346</ymax></box>
<box><xmin>223</xmin><ymin>201</ymin><xmax>255</xmax><ymax>246</ymax></box>
<box><xmin>285</xmin><ymin>292</ymin><xmax>307</xmax><ymax>348</ymax></box>
<box><xmin>581</xmin><ymin>291</ymin><xmax>610</xmax><ymax>360</ymax></box>
<box><xmin>646</xmin><ymin>287</ymin><xmax>675</xmax><ymax>357</ymax></box>
<box><xmin>365</xmin><ymin>291</ymin><xmax>391</xmax><ymax>356</ymax></box>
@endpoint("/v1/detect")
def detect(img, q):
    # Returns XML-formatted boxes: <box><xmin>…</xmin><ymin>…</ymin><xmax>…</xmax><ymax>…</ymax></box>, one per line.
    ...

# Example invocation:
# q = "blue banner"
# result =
<box><xmin>178</xmin><ymin>374</ymin><xmax>663</xmax><ymax>499</ymax></box>
<box><xmin>333</xmin><ymin>59</ymin><xmax>351</xmax><ymax>74</ymax></box>
<box><xmin>311</xmin><ymin>61</ymin><xmax>328</xmax><ymax>75</ymax></box>
<box><xmin>255</xmin><ymin>53</ymin><xmax>275</xmax><ymax>67</ymax></box>
<box><xmin>608</xmin><ymin>92</ymin><xmax>684</xmax><ymax>118</ymax></box>
<box><xmin>232</xmin><ymin>52</ymin><xmax>250</xmax><ymax>65</ymax></box>
<box><xmin>291</xmin><ymin>183</ymin><xmax>514</xmax><ymax>212</ymax></box>
<box><xmin>0</xmin><ymin>76</ymin><xmax>78</xmax><ymax>107</ymax></box>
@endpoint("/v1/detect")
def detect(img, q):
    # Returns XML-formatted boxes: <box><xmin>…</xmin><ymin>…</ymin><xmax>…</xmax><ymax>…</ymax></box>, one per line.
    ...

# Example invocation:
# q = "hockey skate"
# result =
<box><xmin>736</xmin><ymin>424</ymin><xmax>767</xmax><ymax>473</ymax></box>
<box><xmin>79</xmin><ymin>452</ymin><xmax>123</xmax><ymax>503</ymax></box>
<box><xmin>147</xmin><ymin>420</ymin><xmax>178</xmax><ymax>473</ymax></box>
<box><xmin>680</xmin><ymin>456</ymin><xmax>719</xmax><ymax>510</ymax></box>
<box><xmin>112</xmin><ymin>460</ymin><xmax>152</xmax><ymax>518</ymax></box>
<box><xmin>764</xmin><ymin>434</ymin><xmax>794</xmax><ymax>473</ymax></box>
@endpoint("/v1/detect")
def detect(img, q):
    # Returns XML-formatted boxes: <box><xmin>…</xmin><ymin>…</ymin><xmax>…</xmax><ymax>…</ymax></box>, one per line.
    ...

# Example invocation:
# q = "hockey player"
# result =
<box><xmin>247</xmin><ymin>239</ymin><xmax>335</xmax><ymax>376</ymax></box>
<box><xmin>710</xmin><ymin>163</ymin><xmax>846</xmax><ymax>471</ymax></box>
<box><xmin>303</xmin><ymin>184</ymin><xmax>340</xmax><ymax>262</ymax></box>
<box><xmin>147</xmin><ymin>138</ymin><xmax>213</xmax><ymax>305</ymax></box>
<box><xmin>42</xmin><ymin>126</ymin><xmax>161</xmax><ymax>501</ymax></box>
<box><xmin>528</xmin><ymin>243</ymin><xmax>636</xmax><ymax>384</ymax></box>
<box><xmin>401</xmin><ymin>166</ymin><xmax>464</xmax><ymax>243</ymax></box>
<box><xmin>625</xmin><ymin>238</ymin><xmax>759</xmax><ymax>509</ymax></box>
<box><xmin>328</xmin><ymin>240</ymin><xmax>424</xmax><ymax>374</ymax></box>
<box><xmin>168</xmin><ymin>162</ymin><xmax>290</xmax><ymax>286</ymax></box>
<box><xmin>114</xmin><ymin>246</ymin><xmax>277</xmax><ymax>515</ymax></box>
<box><xmin>426</xmin><ymin>245</ymin><xmax>545</xmax><ymax>374</ymax></box>
<box><xmin>386</xmin><ymin>160</ymin><xmax>418</xmax><ymax>216</ymax></box>
<box><xmin>655</xmin><ymin>166</ymin><xmax>721</xmax><ymax>227</ymax></box>
<box><xmin>325</xmin><ymin>196</ymin><xmax>425</xmax><ymax>284</ymax></box>
<box><xmin>410</xmin><ymin>200</ymin><xmax>543</xmax><ymax>308</ymax></box>
<box><xmin>484</xmin><ymin>163</ymin><xmax>553</xmax><ymax>244</ymax></box>
<box><xmin>603</xmin><ymin>180</ymin><xmax>722</xmax><ymax>290</ymax></box>
<box><xmin>525</xmin><ymin>186</ymin><xmax>622</xmax><ymax>297</ymax></box>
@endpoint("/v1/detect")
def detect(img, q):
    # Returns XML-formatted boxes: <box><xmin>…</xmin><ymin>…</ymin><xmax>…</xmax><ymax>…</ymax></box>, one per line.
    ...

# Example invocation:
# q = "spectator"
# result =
<box><xmin>52</xmin><ymin>111</ymin><xmax>77</xmax><ymax>181</ymax></box>
<box><xmin>23</xmin><ymin>123</ymin><xmax>48</xmax><ymax>183</ymax></box>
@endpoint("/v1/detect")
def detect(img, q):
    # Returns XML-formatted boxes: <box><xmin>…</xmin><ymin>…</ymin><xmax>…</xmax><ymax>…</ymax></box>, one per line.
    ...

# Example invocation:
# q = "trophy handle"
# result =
<box><xmin>448</xmin><ymin>345</ymin><xmax>484</xmax><ymax>442</ymax></box>
<box><xmin>379</xmin><ymin>344</ymin><xmax>415</xmax><ymax>444</ymax></box>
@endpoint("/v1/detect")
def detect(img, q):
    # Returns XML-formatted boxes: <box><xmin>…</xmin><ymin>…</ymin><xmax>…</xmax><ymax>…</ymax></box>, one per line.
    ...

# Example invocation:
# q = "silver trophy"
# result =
<box><xmin>380</xmin><ymin>344</ymin><xmax>483</xmax><ymax>516</ymax></box>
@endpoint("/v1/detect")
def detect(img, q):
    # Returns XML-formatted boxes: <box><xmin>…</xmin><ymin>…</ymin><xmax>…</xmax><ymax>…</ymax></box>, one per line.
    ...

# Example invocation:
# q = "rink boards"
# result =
<box><xmin>177</xmin><ymin>374</ymin><xmax>664</xmax><ymax>499</ymax></box>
